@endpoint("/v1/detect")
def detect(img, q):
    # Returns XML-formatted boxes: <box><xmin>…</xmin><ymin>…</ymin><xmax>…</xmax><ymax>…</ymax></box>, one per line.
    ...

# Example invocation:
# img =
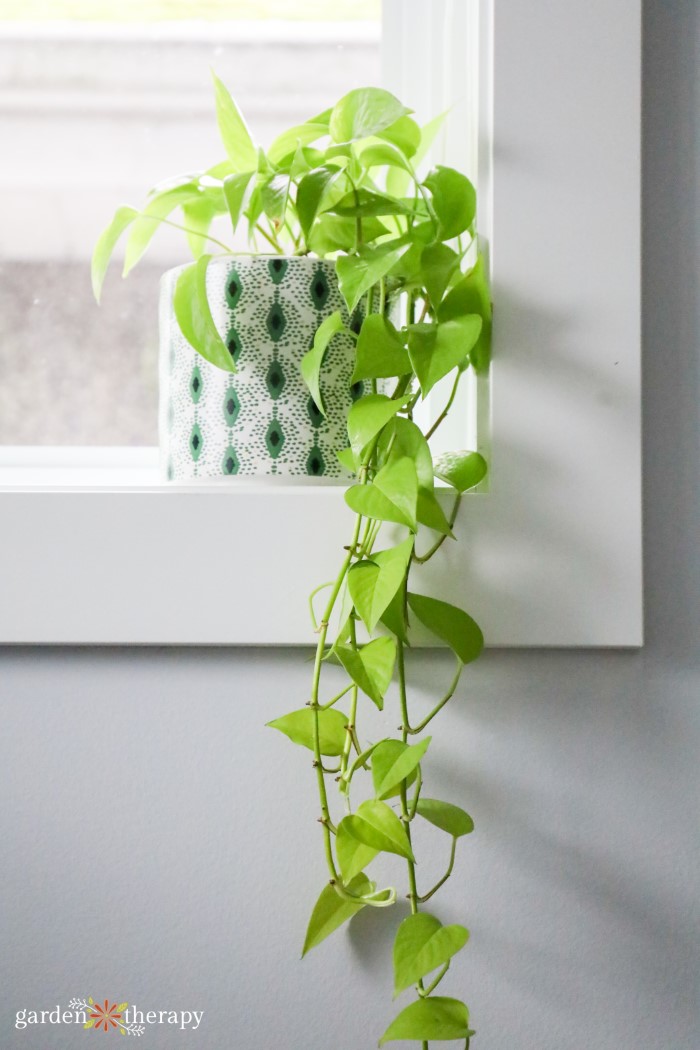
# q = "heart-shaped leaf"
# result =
<box><xmin>302</xmin><ymin>872</ymin><xmax>373</xmax><ymax>955</ymax></box>
<box><xmin>372</xmin><ymin>737</ymin><xmax>431</xmax><ymax>800</ymax></box>
<box><xmin>296</xmin><ymin>166</ymin><xmax>340</xmax><ymax>240</ymax></box>
<box><xmin>300</xmin><ymin>311</ymin><xmax>344</xmax><ymax>415</ymax></box>
<box><xmin>393</xmin><ymin>913</ymin><xmax>470</xmax><ymax>995</ymax></box>
<box><xmin>424</xmin><ymin>165</ymin><xmax>476</xmax><ymax>238</ymax></box>
<box><xmin>416</xmin><ymin>490</ymin><xmax>454</xmax><ymax>537</ymax></box>
<box><xmin>415</xmin><ymin>798</ymin><xmax>474</xmax><ymax>838</ymax></box>
<box><xmin>266</xmin><ymin>707</ymin><xmax>349</xmax><ymax>757</ymax></box>
<box><xmin>341</xmin><ymin>799</ymin><xmax>414</xmax><ymax>861</ymax></box>
<box><xmin>373</xmin><ymin>458</ymin><xmax>418</xmax><ymax>529</ymax></box>
<box><xmin>346</xmin><ymin>394</ymin><xmax>410</xmax><ymax>464</ymax></box>
<box><xmin>408</xmin><ymin>317</ymin><xmax>482</xmax><ymax>398</ymax></box>
<box><xmin>421</xmin><ymin>243</ymin><xmax>460</xmax><ymax>309</ymax></box>
<box><xmin>379</xmin><ymin>996</ymin><xmax>471</xmax><ymax>1045</ymax></box>
<box><xmin>345</xmin><ymin>481</ymin><xmax>416</xmax><ymax>530</ymax></box>
<box><xmin>337</xmin><ymin>820</ymin><xmax>378</xmax><ymax>882</ymax></box>
<box><xmin>351</xmin><ymin>315</ymin><xmax>411</xmax><ymax>383</ymax></box>
<box><xmin>173</xmin><ymin>256</ymin><xmax>236</xmax><ymax>373</ymax></box>
<box><xmin>347</xmin><ymin>538</ymin><xmax>413</xmax><ymax>633</ymax></box>
<box><xmin>434</xmin><ymin>451</ymin><xmax>488</xmax><ymax>493</ymax></box>
<box><xmin>407</xmin><ymin>592</ymin><xmax>483</xmax><ymax>664</ymax></box>
<box><xmin>438</xmin><ymin>253</ymin><xmax>492</xmax><ymax>373</ymax></box>
<box><xmin>336</xmin><ymin>245</ymin><xmax>405</xmax><ymax>313</ymax></box>
<box><xmin>330</xmin><ymin>87</ymin><xmax>411</xmax><ymax>143</ymax></box>
<box><xmin>335</xmin><ymin>636</ymin><xmax>396</xmax><ymax>709</ymax></box>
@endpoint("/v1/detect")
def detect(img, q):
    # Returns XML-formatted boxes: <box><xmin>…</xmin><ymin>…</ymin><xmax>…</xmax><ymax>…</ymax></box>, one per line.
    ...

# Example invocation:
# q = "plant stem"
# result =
<box><xmin>413</xmin><ymin>492</ymin><xmax>462</xmax><ymax>564</ymax></box>
<box><xmin>135</xmin><ymin>212</ymin><xmax>234</xmax><ymax>254</ymax></box>
<box><xmin>425</xmin><ymin>371</ymin><xmax>462</xmax><ymax>440</ymax></box>
<box><xmin>405</xmin><ymin>661</ymin><xmax>463</xmax><ymax>735</ymax></box>
<box><xmin>418</xmin><ymin>837</ymin><xmax>457</xmax><ymax>904</ymax></box>
<box><xmin>255</xmin><ymin>223</ymin><xmax>283</xmax><ymax>253</ymax></box>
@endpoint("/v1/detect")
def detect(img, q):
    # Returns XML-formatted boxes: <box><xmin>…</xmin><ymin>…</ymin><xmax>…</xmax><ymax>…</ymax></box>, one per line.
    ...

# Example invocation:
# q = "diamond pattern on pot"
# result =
<box><xmin>266</xmin><ymin>302</ymin><xmax>286</xmax><ymax>342</ymax></box>
<box><xmin>225</xmin><ymin>326</ymin><xmax>242</xmax><ymax>366</ymax></box>
<box><xmin>223</xmin><ymin>387</ymin><xmax>241</xmax><ymax>427</ymax></box>
<box><xmin>189</xmin><ymin>365</ymin><xmax>203</xmax><ymax>404</ymax></box>
<box><xmin>306</xmin><ymin>446</ymin><xmax>326</xmax><ymax>477</ymax></box>
<box><xmin>225</xmin><ymin>268</ymin><xmax>243</xmax><ymax>308</ymax></box>
<box><xmin>189</xmin><ymin>423</ymin><xmax>203</xmax><ymax>461</ymax></box>
<box><xmin>307</xmin><ymin>396</ymin><xmax>323</xmax><ymax>428</ymax></box>
<box><xmin>265</xmin><ymin>418</ymin><xmax>285</xmax><ymax>459</ymax></box>
<box><xmin>310</xmin><ymin>267</ymin><xmax>330</xmax><ymax>309</ymax></box>
<box><xmin>265</xmin><ymin>360</ymin><xmax>286</xmax><ymax>400</ymax></box>
<box><xmin>350</xmin><ymin>380</ymin><xmax>365</xmax><ymax>402</ymax></box>
<box><xmin>222</xmin><ymin>446</ymin><xmax>240</xmax><ymax>476</ymax></box>
<box><xmin>268</xmin><ymin>258</ymin><xmax>289</xmax><ymax>284</ymax></box>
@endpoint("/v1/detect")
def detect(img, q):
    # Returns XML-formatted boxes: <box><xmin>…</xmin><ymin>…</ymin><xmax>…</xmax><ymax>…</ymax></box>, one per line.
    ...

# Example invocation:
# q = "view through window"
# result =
<box><xmin>0</xmin><ymin>0</ymin><xmax>381</xmax><ymax>446</ymax></box>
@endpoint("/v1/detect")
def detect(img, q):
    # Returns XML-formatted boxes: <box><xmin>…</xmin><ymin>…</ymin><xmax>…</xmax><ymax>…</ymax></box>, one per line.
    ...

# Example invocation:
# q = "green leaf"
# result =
<box><xmin>393</xmin><ymin>913</ymin><xmax>470</xmax><ymax>996</ymax></box>
<box><xmin>211</xmin><ymin>72</ymin><xmax>257</xmax><ymax>172</ymax></box>
<box><xmin>302</xmin><ymin>872</ymin><xmax>372</xmax><ymax>955</ymax></box>
<box><xmin>223</xmin><ymin>171</ymin><xmax>255</xmax><ymax>231</ymax></box>
<box><xmin>308</xmin><ymin>214</ymin><xmax>389</xmax><ymax>256</ymax></box>
<box><xmin>346</xmin><ymin>393</ymin><xmax>409</xmax><ymax>464</ymax></box>
<box><xmin>415</xmin><ymin>798</ymin><xmax>474</xmax><ymax>838</ymax></box>
<box><xmin>380</xmin><ymin>996</ymin><xmax>470</xmax><ymax>1045</ymax></box>
<box><xmin>347</xmin><ymin>537</ymin><xmax>414</xmax><ymax>633</ymax></box>
<box><xmin>434</xmin><ymin>451</ymin><xmax>487</xmax><ymax>492</ymax></box>
<box><xmin>421</xmin><ymin>243</ymin><xmax>460</xmax><ymax>309</ymax></box>
<box><xmin>408</xmin><ymin>317</ymin><xmax>482</xmax><ymax>398</ymax></box>
<box><xmin>91</xmin><ymin>205</ymin><xmax>138</xmax><ymax>302</ymax></box>
<box><xmin>336</xmin><ymin>447</ymin><xmax>357</xmax><ymax>474</ymax></box>
<box><xmin>337</xmin><ymin>820</ymin><xmax>378</xmax><ymax>882</ymax></box>
<box><xmin>173</xmin><ymin>256</ymin><xmax>236</xmax><ymax>373</ymax></box>
<box><xmin>380</xmin><ymin>581</ymin><xmax>409</xmax><ymax>644</ymax></box>
<box><xmin>296</xmin><ymin>167</ymin><xmax>340</xmax><ymax>241</ymax></box>
<box><xmin>407</xmin><ymin>593</ymin><xmax>484</xmax><ymax>664</ymax></box>
<box><xmin>438</xmin><ymin>254</ymin><xmax>492</xmax><ymax>372</ymax></box>
<box><xmin>83</xmin><ymin>1020</ymin><xmax>95</xmax><ymax>1030</ymax></box>
<box><xmin>181</xmin><ymin>196</ymin><xmax>219</xmax><ymax>259</ymax></box>
<box><xmin>259</xmin><ymin>172</ymin><xmax>290</xmax><ymax>226</ymax></box>
<box><xmin>358</xmin><ymin>142</ymin><xmax>412</xmax><ymax>172</ymax></box>
<box><xmin>373</xmin><ymin>458</ymin><xmax>418</xmax><ymax>529</ymax></box>
<box><xmin>266</xmin><ymin>707</ymin><xmax>349</xmax><ymax>757</ymax></box>
<box><xmin>116</xmin><ymin>1003</ymin><xmax>128</xmax><ymax>1013</ymax></box>
<box><xmin>267</xmin><ymin>121</ymin><xmax>329</xmax><ymax>165</ymax></box>
<box><xmin>335</xmin><ymin>636</ymin><xmax>396</xmax><ymax>710</ymax></box>
<box><xmin>386</xmin><ymin>111</ymin><xmax>446</xmax><ymax>199</ymax></box>
<box><xmin>351</xmin><ymin>315</ymin><xmax>411</xmax><ymax>383</ymax></box>
<box><xmin>377</xmin><ymin>418</ymin><xmax>434</xmax><ymax>492</ymax></box>
<box><xmin>346</xmin><ymin>483</ymin><xmax>416</xmax><ymax>530</ymax></box>
<box><xmin>372</xmin><ymin>737</ymin><xmax>430</xmax><ymax>801</ymax></box>
<box><xmin>336</xmin><ymin>245</ymin><xmax>405</xmax><ymax>313</ymax></box>
<box><xmin>416</xmin><ymin>490</ymin><xmax>455</xmax><ymax>538</ymax></box>
<box><xmin>342</xmin><ymin>799</ymin><xmax>414</xmax><ymax>861</ymax></box>
<box><xmin>300</xmin><ymin>311</ymin><xmax>344</xmax><ymax>415</ymax></box>
<box><xmin>424</xmin><ymin>165</ymin><xmax>477</xmax><ymax>239</ymax></box>
<box><xmin>331</xmin><ymin>189</ymin><xmax>413</xmax><ymax>218</ymax></box>
<box><xmin>378</xmin><ymin>115</ymin><xmax>421</xmax><ymax>158</ymax></box>
<box><xmin>123</xmin><ymin>184</ymin><xmax>202</xmax><ymax>276</ymax></box>
<box><xmin>330</xmin><ymin>87</ymin><xmax>410</xmax><ymax>143</ymax></box>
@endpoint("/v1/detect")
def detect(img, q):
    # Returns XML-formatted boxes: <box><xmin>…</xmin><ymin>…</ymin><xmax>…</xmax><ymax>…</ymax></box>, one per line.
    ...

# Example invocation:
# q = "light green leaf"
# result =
<box><xmin>434</xmin><ymin>451</ymin><xmax>487</xmax><ymax>493</ymax></box>
<box><xmin>268</xmin><ymin>121</ymin><xmax>329</xmax><ymax>165</ymax></box>
<box><xmin>393</xmin><ymin>913</ymin><xmax>470</xmax><ymax>996</ymax></box>
<box><xmin>223</xmin><ymin>171</ymin><xmax>255</xmax><ymax>231</ymax></box>
<box><xmin>266</xmin><ymin>707</ymin><xmax>349</xmax><ymax>757</ymax></box>
<box><xmin>373</xmin><ymin>458</ymin><xmax>418</xmax><ymax>529</ymax></box>
<box><xmin>421</xmin><ymin>243</ymin><xmax>460</xmax><ymax>309</ymax></box>
<box><xmin>181</xmin><ymin>196</ymin><xmax>219</xmax><ymax>259</ymax></box>
<box><xmin>377</xmin><ymin>418</ymin><xmax>434</xmax><ymax>492</ymax></box>
<box><xmin>308</xmin><ymin>214</ymin><xmax>390</xmax><ymax>256</ymax></box>
<box><xmin>346</xmin><ymin>393</ymin><xmax>409</xmax><ymax>463</ymax></box>
<box><xmin>408</xmin><ymin>317</ymin><xmax>482</xmax><ymax>398</ymax></box>
<box><xmin>438</xmin><ymin>254</ymin><xmax>492</xmax><ymax>372</ymax></box>
<box><xmin>351</xmin><ymin>315</ymin><xmax>411</xmax><ymax>383</ymax></box>
<box><xmin>345</xmin><ymin>481</ymin><xmax>416</xmax><ymax>531</ymax></box>
<box><xmin>407</xmin><ymin>593</ymin><xmax>483</xmax><ymax>664</ymax></box>
<box><xmin>342</xmin><ymin>799</ymin><xmax>414</xmax><ymax>861</ymax></box>
<box><xmin>296</xmin><ymin>167</ymin><xmax>340</xmax><ymax>240</ymax></box>
<box><xmin>91</xmin><ymin>205</ymin><xmax>138</xmax><ymax>302</ymax></box>
<box><xmin>259</xmin><ymin>172</ymin><xmax>290</xmax><ymax>226</ymax></box>
<box><xmin>380</xmin><ymin>996</ymin><xmax>471</xmax><ymax>1045</ymax></box>
<box><xmin>116</xmin><ymin>1003</ymin><xmax>128</xmax><ymax>1012</ymax></box>
<box><xmin>424</xmin><ymin>165</ymin><xmax>477</xmax><ymax>239</ymax></box>
<box><xmin>385</xmin><ymin>110</ymin><xmax>446</xmax><ymax>199</ymax></box>
<box><xmin>372</xmin><ymin>737</ymin><xmax>430</xmax><ymax>801</ymax></box>
<box><xmin>416</xmin><ymin>490</ymin><xmax>454</xmax><ymax>538</ymax></box>
<box><xmin>415</xmin><ymin>798</ymin><xmax>475</xmax><ymax>838</ymax></box>
<box><xmin>330</xmin><ymin>87</ymin><xmax>411</xmax><ymax>144</ymax></box>
<box><xmin>300</xmin><ymin>311</ymin><xmax>344</xmax><ymax>415</ymax></box>
<box><xmin>302</xmin><ymin>872</ymin><xmax>373</xmax><ymax>955</ymax></box>
<box><xmin>173</xmin><ymin>256</ymin><xmax>236</xmax><ymax>373</ymax></box>
<box><xmin>358</xmin><ymin>142</ymin><xmax>412</xmax><ymax>172</ymax></box>
<box><xmin>335</xmin><ymin>636</ymin><xmax>396</xmax><ymax>710</ymax></box>
<box><xmin>380</xmin><ymin>582</ymin><xmax>409</xmax><ymax>644</ymax></box>
<box><xmin>336</xmin><ymin>245</ymin><xmax>405</xmax><ymax>313</ymax></box>
<box><xmin>337</xmin><ymin>820</ymin><xmax>378</xmax><ymax>882</ymax></box>
<box><xmin>331</xmin><ymin>189</ymin><xmax>413</xmax><ymax>218</ymax></box>
<box><xmin>347</xmin><ymin>537</ymin><xmax>414</xmax><ymax>633</ymax></box>
<box><xmin>378</xmin><ymin>115</ymin><xmax>421</xmax><ymax>158</ymax></box>
<box><xmin>83</xmin><ymin>1020</ymin><xmax>95</xmax><ymax>1030</ymax></box>
<box><xmin>123</xmin><ymin>184</ymin><xmax>201</xmax><ymax>276</ymax></box>
<box><xmin>336</xmin><ymin>447</ymin><xmax>357</xmax><ymax>474</ymax></box>
<box><xmin>211</xmin><ymin>72</ymin><xmax>257</xmax><ymax>172</ymax></box>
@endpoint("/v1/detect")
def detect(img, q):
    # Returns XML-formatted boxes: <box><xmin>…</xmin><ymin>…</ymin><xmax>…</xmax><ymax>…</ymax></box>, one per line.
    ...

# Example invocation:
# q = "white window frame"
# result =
<box><xmin>0</xmin><ymin>0</ymin><xmax>643</xmax><ymax>646</ymax></box>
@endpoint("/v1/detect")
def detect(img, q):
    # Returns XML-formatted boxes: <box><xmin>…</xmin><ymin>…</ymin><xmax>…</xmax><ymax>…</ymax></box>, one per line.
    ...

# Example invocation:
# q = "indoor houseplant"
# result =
<box><xmin>94</xmin><ymin>76</ymin><xmax>491</xmax><ymax>1047</ymax></box>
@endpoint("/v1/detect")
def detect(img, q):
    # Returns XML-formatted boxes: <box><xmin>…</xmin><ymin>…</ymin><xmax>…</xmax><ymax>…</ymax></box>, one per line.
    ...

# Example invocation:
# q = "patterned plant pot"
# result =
<box><xmin>159</xmin><ymin>255</ymin><xmax>366</xmax><ymax>482</ymax></box>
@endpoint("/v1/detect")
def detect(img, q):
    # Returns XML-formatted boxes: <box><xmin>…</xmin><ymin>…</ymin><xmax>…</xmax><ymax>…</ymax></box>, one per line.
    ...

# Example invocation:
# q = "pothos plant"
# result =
<box><xmin>94</xmin><ymin>77</ymin><xmax>491</xmax><ymax>1049</ymax></box>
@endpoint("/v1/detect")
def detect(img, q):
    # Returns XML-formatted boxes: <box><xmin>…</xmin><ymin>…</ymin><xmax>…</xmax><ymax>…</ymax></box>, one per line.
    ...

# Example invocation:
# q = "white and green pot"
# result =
<box><xmin>159</xmin><ymin>255</ymin><xmax>366</xmax><ymax>482</ymax></box>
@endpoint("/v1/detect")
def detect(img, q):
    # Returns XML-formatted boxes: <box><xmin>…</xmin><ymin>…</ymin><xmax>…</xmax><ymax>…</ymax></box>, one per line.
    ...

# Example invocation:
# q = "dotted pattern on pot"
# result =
<box><xmin>159</xmin><ymin>256</ymin><xmax>367</xmax><ymax>481</ymax></box>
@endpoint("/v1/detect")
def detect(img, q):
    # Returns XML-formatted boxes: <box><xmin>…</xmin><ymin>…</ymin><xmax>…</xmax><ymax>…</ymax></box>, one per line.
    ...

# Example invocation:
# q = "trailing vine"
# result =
<box><xmin>94</xmin><ymin>79</ymin><xmax>491</xmax><ymax>1048</ymax></box>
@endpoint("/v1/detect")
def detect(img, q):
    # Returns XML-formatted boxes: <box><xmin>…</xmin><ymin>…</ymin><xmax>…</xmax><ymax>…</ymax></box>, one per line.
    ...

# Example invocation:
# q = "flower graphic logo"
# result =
<box><xmin>88</xmin><ymin>1000</ymin><xmax>125</xmax><ymax>1033</ymax></box>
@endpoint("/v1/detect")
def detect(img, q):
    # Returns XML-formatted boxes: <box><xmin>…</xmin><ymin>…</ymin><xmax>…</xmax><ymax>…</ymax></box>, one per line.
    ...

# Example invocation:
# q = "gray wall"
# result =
<box><xmin>1</xmin><ymin>2</ymin><xmax>698</xmax><ymax>1047</ymax></box>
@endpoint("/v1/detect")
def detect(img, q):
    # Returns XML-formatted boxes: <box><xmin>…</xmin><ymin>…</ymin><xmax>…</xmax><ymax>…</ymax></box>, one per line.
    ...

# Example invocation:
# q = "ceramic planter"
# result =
<box><xmin>159</xmin><ymin>255</ymin><xmax>366</xmax><ymax>481</ymax></box>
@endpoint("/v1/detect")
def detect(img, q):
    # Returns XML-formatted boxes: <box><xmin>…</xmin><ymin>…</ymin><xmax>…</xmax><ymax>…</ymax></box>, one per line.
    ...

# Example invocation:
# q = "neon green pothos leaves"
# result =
<box><xmin>266</xmin><ymin>707</ymin><xmax>349</xmax><ymax>757</ymax></box>
<box><xmin>173</xmin><ymin>256</ymin><xmax>236</xmax><ymax>373</ymax></box>
<box><xmin>380</xmin><ymin>996</ymin><xmax>472</xmax><ymax>1045</ymax></box>
<box><xmin>393</xmin><ymin>913</ymin><xmax>470</xmax><ymax>996</ymax></box>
